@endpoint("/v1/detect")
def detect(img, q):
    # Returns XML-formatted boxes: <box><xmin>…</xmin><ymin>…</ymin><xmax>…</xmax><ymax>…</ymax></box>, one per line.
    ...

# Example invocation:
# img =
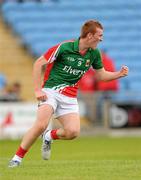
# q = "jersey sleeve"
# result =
<box><xmin>43</xmin><ymin>43</ymin><xmax>62</xmax><ymax>63</ymax></box>
<box><xmin>92</xmin><ymin>49</ymin><xmax>103</xmax><ymax>69</ymax></box>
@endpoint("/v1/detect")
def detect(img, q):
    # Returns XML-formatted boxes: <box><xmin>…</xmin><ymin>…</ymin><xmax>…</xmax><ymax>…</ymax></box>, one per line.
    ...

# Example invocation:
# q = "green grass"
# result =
<box><xmin>0</xmin><ymin>136</ymin><xmax>141</xmax><ymax>180</ymax></box>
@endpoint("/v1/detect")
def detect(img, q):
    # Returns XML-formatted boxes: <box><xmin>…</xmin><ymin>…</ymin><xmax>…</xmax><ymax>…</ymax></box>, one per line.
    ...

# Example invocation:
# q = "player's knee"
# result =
<box><xmin>66</xmin><ymin>129</ymin><xmax>80</xmax><ymax>139</ymax></box>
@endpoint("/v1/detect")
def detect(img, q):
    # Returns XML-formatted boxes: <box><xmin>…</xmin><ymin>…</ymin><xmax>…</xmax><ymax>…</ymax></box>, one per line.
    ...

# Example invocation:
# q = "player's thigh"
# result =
<box><xmin>34</xmin><ymin>104</ymin><xmax>54</xmax><ymax>129</ymax></box>
<box><xmin>58</xmin><ymin>113</ymin><xmax>80</xmax><ymax>132</ymax></box>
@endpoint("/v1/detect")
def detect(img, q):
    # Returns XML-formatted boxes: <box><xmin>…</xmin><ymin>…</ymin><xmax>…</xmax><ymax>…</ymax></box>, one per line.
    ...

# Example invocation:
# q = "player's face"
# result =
<box><xmin>88</xmin><ymin>28</ymin><xmax>103</xmax><ymax>49</ymax></box>
<box><xmin>93</xmin><ymin>28</ymin><xmax>103</xmax><ymax>42</ymax></box>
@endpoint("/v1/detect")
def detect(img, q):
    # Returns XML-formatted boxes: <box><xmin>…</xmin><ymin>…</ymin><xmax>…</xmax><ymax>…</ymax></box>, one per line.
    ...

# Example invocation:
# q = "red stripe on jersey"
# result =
<box><xmin>59</xmin><ymin>82</ymin><xmax>79</xmax><ymax>97</ymax></box>
<box><xmin>42</xmin><ymin>62</ymin><xmax>54</xmax><ymax>87</ymax></box>
<box><xmin>43</xmin><ymin>44</ymin><xmax>61</xmax><ymax>87</ymax></box>
<box><xmin>60</xmin><ymin>86</ymin><xmax>78</xmax><ymax>97</ymax></box>
<box><xmin>43</xmin><ymin>44</ymin><xmax>60</xmax><ymax>62</ymax></box>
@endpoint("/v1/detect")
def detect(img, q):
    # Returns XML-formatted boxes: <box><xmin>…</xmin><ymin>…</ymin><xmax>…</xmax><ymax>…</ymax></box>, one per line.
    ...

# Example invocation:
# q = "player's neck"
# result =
<box><xmin>79</xmin><ymin>38</ymin><xmax>89</xmax><ymax>51</ymax></box>
<box><xmin>79</xmin><ymin>39</ymin><xmax>89</xmax><ymax>55</ymax></box>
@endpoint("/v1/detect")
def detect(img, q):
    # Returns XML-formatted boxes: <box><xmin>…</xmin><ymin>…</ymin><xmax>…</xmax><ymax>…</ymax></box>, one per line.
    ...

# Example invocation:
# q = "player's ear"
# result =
<box><xmin>87</xmin><ymin>32</ymin><xmax>93</xmax><ymax>40</ymax></box>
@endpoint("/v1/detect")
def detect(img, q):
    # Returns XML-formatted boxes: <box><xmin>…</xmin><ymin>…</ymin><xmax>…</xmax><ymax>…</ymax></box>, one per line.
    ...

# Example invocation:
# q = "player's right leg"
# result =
<box><xmin>8</xmin><ymin>104</ymin><xmax>53</xmax><ymax>168</ymax></box>
<box><xmin>41</xmin><ymin>112</ymin><xmax>80</xmax><ymax>160</ymax></box>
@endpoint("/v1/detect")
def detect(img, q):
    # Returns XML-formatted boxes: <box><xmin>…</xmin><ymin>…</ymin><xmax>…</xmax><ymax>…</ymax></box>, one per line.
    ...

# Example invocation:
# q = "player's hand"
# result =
<box><xmin>35</xmin><ymin>89</ymin><xmax>47</xmax><ymax>101</ymax></box>
<box><xmin>119</xmin><ymin>65</ymin><xmax>129</xmax><ymax>77</ymax></box>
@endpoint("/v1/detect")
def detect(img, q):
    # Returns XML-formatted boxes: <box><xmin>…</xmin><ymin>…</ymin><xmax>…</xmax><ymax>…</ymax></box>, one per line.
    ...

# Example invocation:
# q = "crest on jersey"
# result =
<box><xmin>85</xmin><ymin>59</ymin><xmax>90</xmax><ymax>67</ymax></box>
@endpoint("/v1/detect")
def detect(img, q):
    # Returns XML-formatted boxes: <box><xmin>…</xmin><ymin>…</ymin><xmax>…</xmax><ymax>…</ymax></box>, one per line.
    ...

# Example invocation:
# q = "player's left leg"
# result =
<box><xmin>56</xmin><ymin>112</ymin><xmax>80</xmax><ymax>139</ymax></box>
<box><xmin>42</xmin><ymin>113</ymin><xmax>80</xmax><ymax>160</ymax></box>
<box><xmin>42</xmin><ymin>92</ymin><xmax>80</xmax><ymax>160</ymax></box>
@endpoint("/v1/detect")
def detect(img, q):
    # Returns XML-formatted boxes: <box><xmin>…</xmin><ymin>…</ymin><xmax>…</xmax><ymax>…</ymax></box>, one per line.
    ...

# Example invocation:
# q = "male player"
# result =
<box><xmin>8</xmin><ymin>20</ymin><xmax>128</xmax><ymax>167</ymax></box>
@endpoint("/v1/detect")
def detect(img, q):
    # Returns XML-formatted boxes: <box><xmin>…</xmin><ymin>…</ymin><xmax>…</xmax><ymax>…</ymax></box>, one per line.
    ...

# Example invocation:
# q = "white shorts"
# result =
<box><xmin>38</xmin><ymin>88</ymin><xmax>79</xmax><ymax>118</ymax></box>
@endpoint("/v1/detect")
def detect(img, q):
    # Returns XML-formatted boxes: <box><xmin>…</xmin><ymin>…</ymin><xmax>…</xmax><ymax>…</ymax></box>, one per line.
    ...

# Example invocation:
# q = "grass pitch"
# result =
<box><xmin>0</xmin><ymin>136</ymin><xmax>141</xmax><ymax>180</ymax></box>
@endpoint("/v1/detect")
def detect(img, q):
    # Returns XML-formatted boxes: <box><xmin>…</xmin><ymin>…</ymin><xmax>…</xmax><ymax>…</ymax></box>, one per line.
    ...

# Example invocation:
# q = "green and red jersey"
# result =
<box><xmin>43</xmin><ymin>39</ymin><xmax>103</xmax><ymax>97</ymax></box>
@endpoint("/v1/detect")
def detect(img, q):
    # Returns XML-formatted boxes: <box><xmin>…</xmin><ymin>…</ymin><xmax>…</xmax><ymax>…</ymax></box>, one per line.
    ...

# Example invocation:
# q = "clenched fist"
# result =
<box><xmin>119</xmin><ymin>65</ymin><xmax>129</xmax><ymax>77</ymax></box>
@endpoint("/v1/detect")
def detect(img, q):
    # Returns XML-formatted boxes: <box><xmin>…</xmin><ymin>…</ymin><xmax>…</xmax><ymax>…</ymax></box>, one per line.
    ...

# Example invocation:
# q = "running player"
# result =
<box><xmin>8</xmin><ymin>20</ymin><xmax>128</xmax><ymax>167</ymax></box>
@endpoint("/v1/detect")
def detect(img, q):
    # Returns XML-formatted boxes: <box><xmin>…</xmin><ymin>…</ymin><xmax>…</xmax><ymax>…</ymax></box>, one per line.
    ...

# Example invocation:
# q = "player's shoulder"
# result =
<box><xmin>59</xmin><ymin>39</ymin><xmax>75</xmax><ymax>49</ymax></box>
<box><xmin>48</xmin><ymin>40</ymin><xmax>75</xmax><ymax>52</ymax></box>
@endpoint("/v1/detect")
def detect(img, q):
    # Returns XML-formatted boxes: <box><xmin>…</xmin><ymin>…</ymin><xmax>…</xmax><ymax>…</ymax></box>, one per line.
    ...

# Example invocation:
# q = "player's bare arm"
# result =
<box><xmin>95</xmin><ymin>65</ymin><xmax>129</xmax><ymax>81</ymax></box>
<box><xmin>33</xmin><ymin>56</ymin><xmax>48</xmax><ymax>101</ymax></box>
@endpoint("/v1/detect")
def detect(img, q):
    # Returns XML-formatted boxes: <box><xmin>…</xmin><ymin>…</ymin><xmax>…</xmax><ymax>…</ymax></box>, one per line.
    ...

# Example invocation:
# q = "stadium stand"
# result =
<box><xmin>1</xmin><ymin>0</ymin><xmax>141</xmax><ymax>101</ymax></box>
<box><xmin>0</xmin><ymin>16</ymin><xmax>34</xmax><ymax>101</ymax></box>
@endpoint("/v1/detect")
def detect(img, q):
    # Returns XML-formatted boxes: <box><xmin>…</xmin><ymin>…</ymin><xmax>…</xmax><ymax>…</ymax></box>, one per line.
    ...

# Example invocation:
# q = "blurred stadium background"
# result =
<box><xmin>0</xmin><ymin>0</ymin><xmax>141</xmax><ymax>139</ymax></box>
